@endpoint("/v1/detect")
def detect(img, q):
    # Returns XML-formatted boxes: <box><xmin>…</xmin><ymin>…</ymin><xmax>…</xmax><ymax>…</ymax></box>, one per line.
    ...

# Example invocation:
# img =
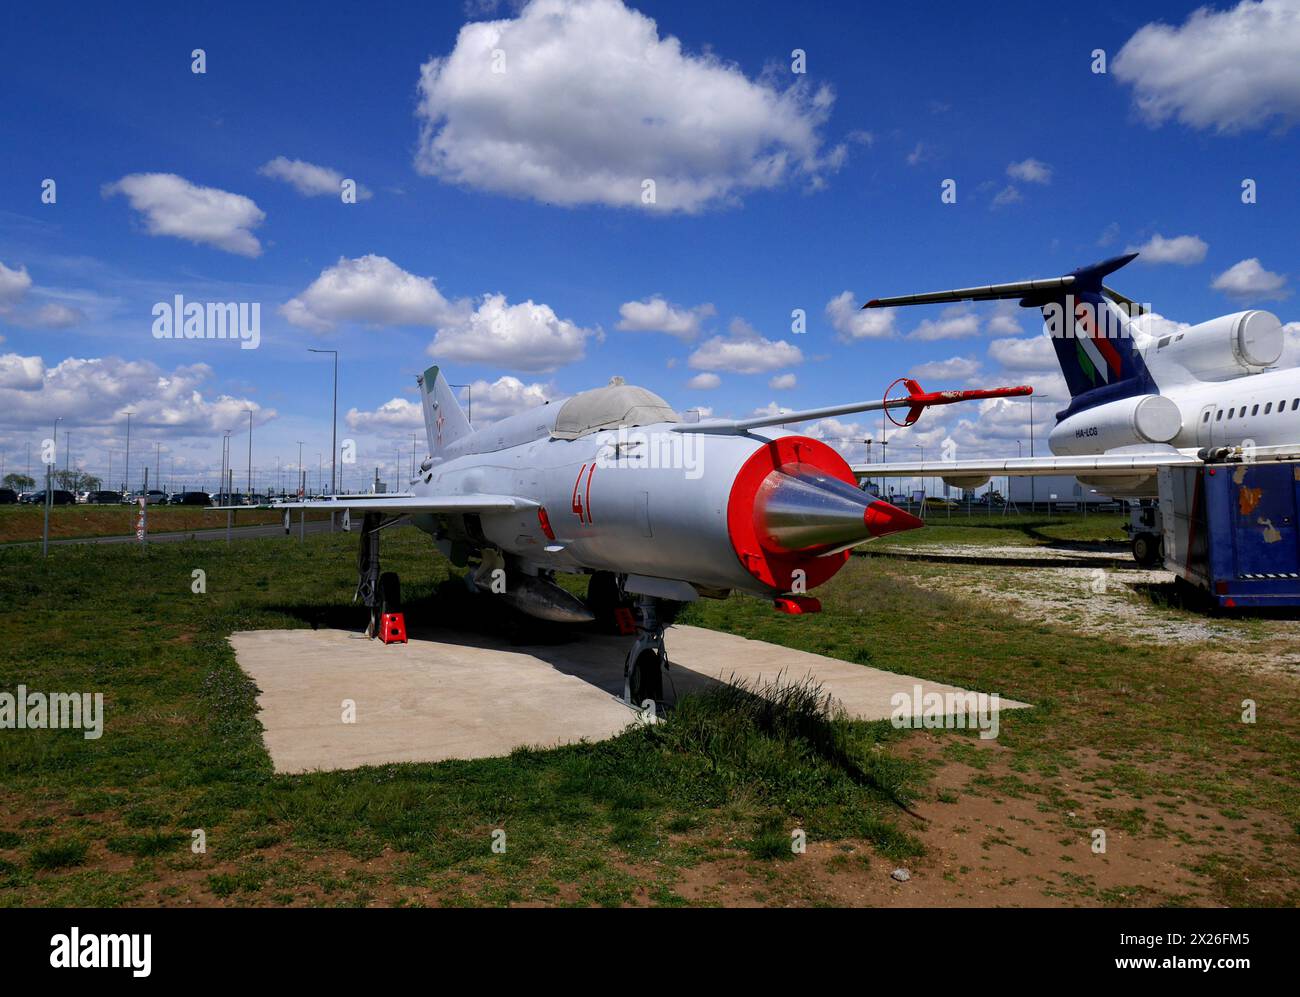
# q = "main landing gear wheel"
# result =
<box><xmin>366</xmin><ymin>572</ymin><xmax>401</xmax><ymax>637</ymax></box>
<box><xmin>586</xmin><ymin>571</ymin><xmax>627</xmax><ymax>632</ymax></box>
<box><xmin>1131</xmin><ymin>533</ymin><xmax>1162</xmax><ymax>568</ymax></box>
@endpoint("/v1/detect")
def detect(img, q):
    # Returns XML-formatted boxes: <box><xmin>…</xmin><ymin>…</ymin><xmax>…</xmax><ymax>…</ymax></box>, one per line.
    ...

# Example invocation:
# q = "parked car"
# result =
<box><xmin>0</xmin><ymin>488</ymin><xmax>18</xmax><ymax>504</ymax></box>
<box><xmin>178</xmin><ymin>491</ymin><xmax>211</xmax><ymax>506</ymax></box>
<box><xmin>86</xmin><ymin>490</ymin><xmax>124</xmax><ymax>504</ymax></box>
<box><xmin>24</xmin><ymin>490</ymin><xmax>76</xmax><ymax>505</ymax></box>
<box><xmin>131</xmin><ymin>490</ymin><xmax>168</xmax><ymax>505</ymax></box>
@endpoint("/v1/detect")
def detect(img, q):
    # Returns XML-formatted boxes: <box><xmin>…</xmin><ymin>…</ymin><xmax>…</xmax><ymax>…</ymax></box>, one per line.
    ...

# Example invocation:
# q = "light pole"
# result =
<box><xmin>915</xmin><ymin>444</ymin><xmax>925</xmax><ymax>502</ymax></box>
<box><xmin>43</xmin><ymin>415</ymin><xmax>62</xmax><ymax>557</ymax></box>
<box><xmin>220</xmin><ymin>430</ymin><xmax>232</xmax><ymax>503</ymax></box>
<box><xmin>296</xmin><ymin>442</ymin><xmax>304</xmax><ymax>497</ymax></box>
<box><xmin>124</xmin><ymin>412</ymin><xmax>132</xmax><ymax>497</ymax></box>
<box><xmin>308</xmin><ymin>349</ymin><xmax>338</xmax><ymax>494</ymax></box>
<box><xmin>244</xmin><ymin>408</ymin><xmax>254</xmax><ymax>500</ymax></box>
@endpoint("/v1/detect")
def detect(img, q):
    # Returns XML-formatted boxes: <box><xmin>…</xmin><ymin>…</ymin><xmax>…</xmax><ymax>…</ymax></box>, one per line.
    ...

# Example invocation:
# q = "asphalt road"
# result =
<box><xmin>3</xmin><ymin>518</ymin><xmax>338</xmax><ymax>548</ymax></box>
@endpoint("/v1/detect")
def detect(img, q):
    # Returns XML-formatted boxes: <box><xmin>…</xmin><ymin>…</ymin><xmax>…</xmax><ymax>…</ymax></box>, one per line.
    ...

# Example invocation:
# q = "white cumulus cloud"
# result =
<box><xmin>908</xmin><ymin>356</ymin><xmax>981</xmax><ymax>381</ymax></box>
<box><xmin>0</xmin><ymin>353</ymin><xmax>45</xmax><ymax>390</ymax></box>
<box><xmin>688</xmin><ymin>317</ymin><xmax>802</xmax><ymax>374</ymax></box>
<box><xmin>616</xmin><ymin>296</ymin><xmax>715</xmax><ymax>339</ymax></box>
<box><xmin>0</xmin><ymin>356</ymin><xmax>273</xmax><ymax>434</ymax></box>
<box><xmin>1211</xmin><ymin>258</ymin><xmax>1290</xmax><ymax>300</ymax></box>
<box><xmin>103</xmin><ymin>173</ymin><xmax>265</xmax><ymax>257</ymax></box>
<box><xmin>459</xmin><ymin>375</ymin><xmax>555</xmax><ymax>421</ymax></box>
<box><xmin>987</xmin><ymin>334</ymin><xmax>1059</xmax><ymax>373</ymax></box>
<box><xmin>687</xmin><ymin>372</ymin><xmax>721</xmax><ymax>390</ymax></box>
<box><xmin>259</xmin><ymin>156</ymin><xmax>372</xmax><ymax>199</ymax></box>
<box><xmin>282</xmin><ymin>255</ymin><xmax>465</xmax><ymax>331</ymax></box>
<box><xmin>414</xmin><ymin>0</ymin><xmax>843</xmax><ymax>212</ymax></box>
<box><xmin>768</xmin><ymin>372</ymin><xmax>796</xmax><ymax>390</ymax></box>
<box><xmin>1006</xmin><ymin>158</ymin><xmax>1052</xmax><ymax>184</ymax></box>
<box><xmin>1128</xmin><ymin>233</ymin><xmax>1208</xmax><ymax>265</ymax></box>
<box><xmin>431</xmin><ymin>293</ymin><xmax>596</xmax><ymax>372</ymax></box>
<box><xmin>1114</xmin><ymin>0</ymin><xmax>1300</xmax><ymax>133</ymax></box>
<box><xmin>912</xmin><ymin>305</ymin><xmax>980</xmax><ymax>341</ymax></box>
<box><xmin>826</xmin><ymin>291</ymin><xmax>896</xmax><ymax>341</ymax></box>
<box><xmin>346</xmin><ymin>397</ymin><xmax>424</xmax><ymax>433</ymax></box>
<box><xmin>0</xmin><ymin>261</ymin><xmax>86</xmax><ymax>328</ymax></box>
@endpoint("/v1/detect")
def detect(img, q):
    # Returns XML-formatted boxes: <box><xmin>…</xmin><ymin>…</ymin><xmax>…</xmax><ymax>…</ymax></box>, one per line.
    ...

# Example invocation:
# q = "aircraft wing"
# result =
<box><xmin>853</xmin><ymin>451</ymin><xmax>1198</xmax><ymax>479</ymax></box>
<box><xmin>213</xmin><ymin>493</ymin><xmax>537</xmax><ymax>513</ymax></box>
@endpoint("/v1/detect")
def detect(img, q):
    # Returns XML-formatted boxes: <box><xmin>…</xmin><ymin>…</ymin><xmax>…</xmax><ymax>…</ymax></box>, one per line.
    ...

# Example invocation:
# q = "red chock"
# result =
<box><xmin>773</xmin><ymin>596</ymin><xmax>821</xmax><ymax>615</ymax></box>
<box><xmin>380</xmin><ymin>612</ymin><xmax>407</xmax><ymax>644</ymax></box>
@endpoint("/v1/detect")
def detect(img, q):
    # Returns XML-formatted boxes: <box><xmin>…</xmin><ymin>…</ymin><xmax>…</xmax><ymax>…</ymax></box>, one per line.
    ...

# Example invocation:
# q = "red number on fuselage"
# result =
<box><xmin>571</xmin><ymin>463</ymin><xmax>595</xmax><ymax>524</ymax></box>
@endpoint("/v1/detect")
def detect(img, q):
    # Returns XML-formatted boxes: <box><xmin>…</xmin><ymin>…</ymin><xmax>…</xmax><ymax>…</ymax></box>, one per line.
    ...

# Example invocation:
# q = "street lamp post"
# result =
<box><xmin>308</xmin><ymin>349</ymin><xmax>338</xmax><ymax>494</ymax></box>
<box><xmin>244</xmin><ymin>408</ymin><xmax>253</xmax><ymax>501</ymax></box>
<box><xmin>43</xmin><ymin>415</ymin><xmax>62</xmax><ymax>557</ymax></box>
<box><xmin>124</xmin><ymin>411</ymin><xmax>132</xmax><ymax>497</ymax></box>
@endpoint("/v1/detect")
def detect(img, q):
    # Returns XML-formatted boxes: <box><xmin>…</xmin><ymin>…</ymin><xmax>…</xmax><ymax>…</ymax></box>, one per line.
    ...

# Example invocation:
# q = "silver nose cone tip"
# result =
<box><xmin>755</xmin><ymin>465</ymin><xmax>924</xmax><ymax>554</ymax></box>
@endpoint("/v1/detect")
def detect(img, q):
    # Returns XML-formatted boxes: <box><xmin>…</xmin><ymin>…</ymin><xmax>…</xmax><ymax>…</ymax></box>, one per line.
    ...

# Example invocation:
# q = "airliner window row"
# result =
<box><xmin>1206</xmin><ymin>399</ymin><xmax>1300</xmax><ymax>423</ymax></box>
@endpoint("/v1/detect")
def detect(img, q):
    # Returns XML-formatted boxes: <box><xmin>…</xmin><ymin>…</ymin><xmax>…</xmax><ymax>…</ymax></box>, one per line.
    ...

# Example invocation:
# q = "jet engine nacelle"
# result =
<box><xmin>1049</xmin><ymin>394</ymin><xmax>1182</xmax><ymax>455</ymax></box>
<box><xmin>941</xmin><ymin>474</ymin><xmax>991</xmax><ymax>489</ymax></box>
<box><xmin>1156</xmin><ymin>310</ymin><xmax>1282</xmax><ymax>381</ymax></box>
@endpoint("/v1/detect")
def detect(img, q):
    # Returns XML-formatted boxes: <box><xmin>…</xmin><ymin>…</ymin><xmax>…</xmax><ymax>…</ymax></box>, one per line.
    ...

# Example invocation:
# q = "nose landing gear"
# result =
<box><xmin>623</xmin><ymin>595</ymin><xmax>678</xmax><ymax>709</ymax></box>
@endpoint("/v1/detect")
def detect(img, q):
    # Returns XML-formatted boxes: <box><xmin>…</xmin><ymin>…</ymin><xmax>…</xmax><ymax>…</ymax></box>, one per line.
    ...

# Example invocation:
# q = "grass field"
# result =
<box><xmin>0</xmin><ymin>515</ymin><xmax>1296</xmax><ymax>907</ymax></box>
<box><xmin>883</xmin><ymin>511</ymin><xmax>1131</xmax><ymax>548</ymax></box>
<box><xmin>0</xmin><ymin>505</ymin><xmax>335</xmax><ymax>544</ymax></box>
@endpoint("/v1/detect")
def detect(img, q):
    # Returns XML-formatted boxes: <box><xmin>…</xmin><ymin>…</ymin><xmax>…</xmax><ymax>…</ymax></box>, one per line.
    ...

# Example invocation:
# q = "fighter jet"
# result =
<box><xmin>259</xmin><ymin>369</ymin><xmax>1027</xmax><ymax>703</ymax></box>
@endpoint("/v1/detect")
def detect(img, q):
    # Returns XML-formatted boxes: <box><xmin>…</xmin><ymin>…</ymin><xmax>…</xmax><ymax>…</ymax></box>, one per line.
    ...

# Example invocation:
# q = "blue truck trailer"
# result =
<box><xmin>1159</xmin><ymin>455</ymin><xmax>1300</xmax><ymax>608</ymax></box>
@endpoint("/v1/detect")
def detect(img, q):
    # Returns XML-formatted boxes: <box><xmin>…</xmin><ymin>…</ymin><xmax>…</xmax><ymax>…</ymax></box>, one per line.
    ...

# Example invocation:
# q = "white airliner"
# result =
<box><xmin>854</xmin><ymin>253</ymin><xmax>1296</xmax><ymax>562</ymax></box>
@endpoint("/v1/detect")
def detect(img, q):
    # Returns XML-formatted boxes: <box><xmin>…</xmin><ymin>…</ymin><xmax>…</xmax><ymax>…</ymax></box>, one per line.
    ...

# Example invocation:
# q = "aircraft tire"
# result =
<box><xmin>585</xmin><ymin>571</ymin><xmax>622</xmax><ymax>630</ymax></box>
<box><xmin>379</xmin><ymin>571</ymin><xmax>402</xmax><ymax>614</ymax></box>
<box><xmin>1131</xmin><ymin>533</ymin><xmax>1161</xmax><ymax>568</ymax></box>
<box><xmin>629</xmin><ymin>648</ymin><xmax>663</xmax><ymax>705</ymax></box>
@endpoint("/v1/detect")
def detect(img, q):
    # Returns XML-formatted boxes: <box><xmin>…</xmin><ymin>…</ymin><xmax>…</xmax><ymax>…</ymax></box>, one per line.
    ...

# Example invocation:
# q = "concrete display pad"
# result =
<box><xmin>230</xmin><ymin>625</ymin><xmax>1029</xmax><ymax>774</ymax></box>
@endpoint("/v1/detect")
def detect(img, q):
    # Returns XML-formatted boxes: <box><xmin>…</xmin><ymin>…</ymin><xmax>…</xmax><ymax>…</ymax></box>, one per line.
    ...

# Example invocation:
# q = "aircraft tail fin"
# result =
<box><xmin>865</xmin><ymin>253</ymin><xmax>1153</xmax><ymax>405</ymax></box>
<box><xmin>418</xmin><ymin>365</ymin><xmax>473</xmax><ymax>458</ymax></box>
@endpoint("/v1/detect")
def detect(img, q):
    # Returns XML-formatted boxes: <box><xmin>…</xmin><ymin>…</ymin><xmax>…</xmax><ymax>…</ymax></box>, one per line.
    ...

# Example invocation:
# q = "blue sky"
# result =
<box><xmin>1</xmin><ymin>0</ymin><xmax>1296</xmax><ymax>492</ymax></box>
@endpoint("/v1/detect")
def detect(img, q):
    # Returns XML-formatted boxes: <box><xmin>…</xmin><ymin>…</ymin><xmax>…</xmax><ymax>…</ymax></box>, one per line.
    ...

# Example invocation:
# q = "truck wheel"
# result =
<box><xmin>1131</xmin><ymin>533</ymin><xmax>1161</xmax><ymax>567</ymax></box>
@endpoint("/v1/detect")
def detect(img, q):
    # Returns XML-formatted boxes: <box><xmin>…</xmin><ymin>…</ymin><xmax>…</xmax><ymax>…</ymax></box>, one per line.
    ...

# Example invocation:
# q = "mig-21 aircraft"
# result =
<box><xmin>254</xmin><ymin>368</ymin><xmax>1028</xmax><ymax>703</ymax></box>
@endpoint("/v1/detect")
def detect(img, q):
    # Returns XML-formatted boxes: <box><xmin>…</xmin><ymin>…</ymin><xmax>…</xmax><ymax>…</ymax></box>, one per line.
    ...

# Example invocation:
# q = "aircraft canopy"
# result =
<box><xmin>551</xmin><ymin>382</ymin><xmax>678</xmax><ymax>439</ymax></box>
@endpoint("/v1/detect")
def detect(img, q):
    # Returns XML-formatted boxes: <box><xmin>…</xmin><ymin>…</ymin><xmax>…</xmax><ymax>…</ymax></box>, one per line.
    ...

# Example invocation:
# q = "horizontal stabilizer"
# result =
<box><xmin>864</xmin><ymin>253</ymin><xmax>1139</xmax><ymax>309</ymax></box>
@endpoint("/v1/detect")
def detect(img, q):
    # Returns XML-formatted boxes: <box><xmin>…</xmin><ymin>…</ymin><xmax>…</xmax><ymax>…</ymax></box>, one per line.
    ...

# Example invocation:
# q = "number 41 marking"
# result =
<box><xmin>572</xmin><ymin>463</ymin><xmax>595</xmax><ymax>524</ymax></box>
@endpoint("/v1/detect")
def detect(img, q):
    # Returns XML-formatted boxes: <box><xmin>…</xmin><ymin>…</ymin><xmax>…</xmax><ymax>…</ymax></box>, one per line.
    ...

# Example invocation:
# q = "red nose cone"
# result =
<box><xmin>863</xmin><ymin>500</ymin><xmax>925</xmax><ymax>538</ymax></box>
